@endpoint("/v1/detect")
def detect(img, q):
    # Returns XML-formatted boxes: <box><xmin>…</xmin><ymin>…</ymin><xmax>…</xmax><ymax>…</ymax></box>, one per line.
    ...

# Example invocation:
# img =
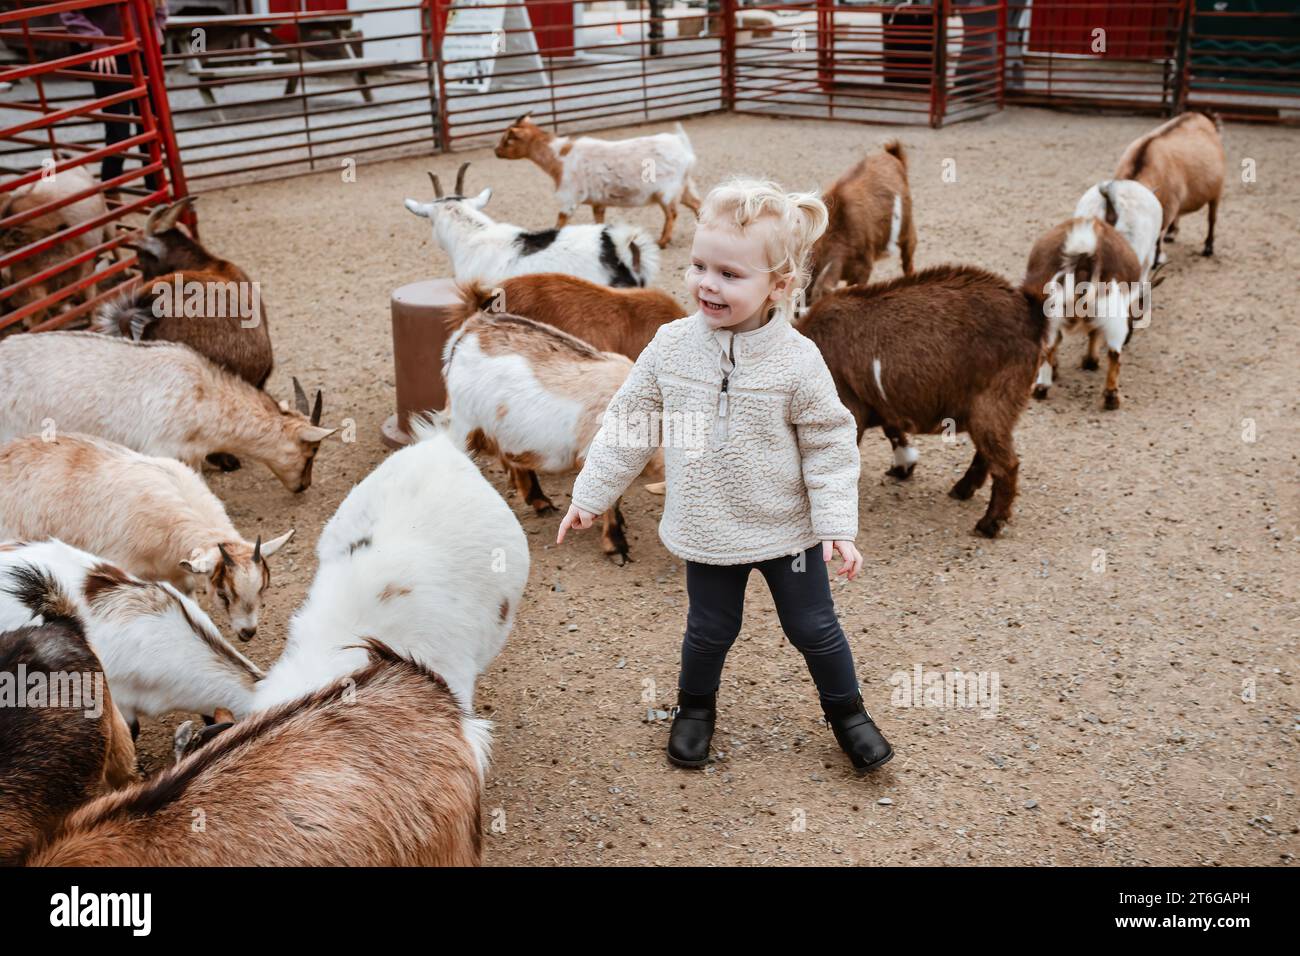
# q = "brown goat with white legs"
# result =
<box><xmin>93</xmin><ymin>196</ymin><xmax>274</xmax><ymax>390</ymax></box>
<box><xmin>797</xmin><ymin>265</ymin><xmax>1052</xmax><ymax>538</ymax></box>
<box><xmin>808</xmin><ymin>141</ymin><xmax>916</xmax><ymax>302</ymax></box>
<box><xmin>1023</xmin><ymin>217</ymin><xmax>1146</xmax><ymax>410</ymax></box>
<box><xmin>1114</xmin><ymin>111</ymin><xmax>1226</xmax><ymax>257</ymax></box>
<box><xmin>454</xmin><ymin>274</ymin><xmax>684</xmax><ymax>359</ymax></box>
<box><xmin>24</xmin><ymin>640</ymin><xmax>484</xmax><ymax>867</ymax></box>
<box><xmin>1</xmin><ymin>568</ymin><xmax>136</xmax><ymax>865</ymax></box>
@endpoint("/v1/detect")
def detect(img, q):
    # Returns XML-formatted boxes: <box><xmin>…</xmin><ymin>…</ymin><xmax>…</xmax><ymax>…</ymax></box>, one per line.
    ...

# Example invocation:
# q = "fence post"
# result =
<box><xmin>930</xmin><ymin>0</ymin><xmax>948</xmax><ymax>128</ymax></box>
<box><xmin>131</xmin><ymin>0</ymin><xmax>192</xmax><ymax>224</ymax></box>
<box><xmin>1172</xmin><ymin>0</ymin><xmax>1193</xmax><ymax>115</ymax></box>
<box><xmin>721</xmin><ymin>0</ymin><xmax>736</xmax><ymax>112</ymax></box>
<box><xmin>997</xmin><ymin>0</ymin><xmax>1007</xmax><ymax>111</ymax></box>
<box><xmin>428</xmin><ymin>0</ymin><xmax>452</xmax><ymax>152</ymax></box>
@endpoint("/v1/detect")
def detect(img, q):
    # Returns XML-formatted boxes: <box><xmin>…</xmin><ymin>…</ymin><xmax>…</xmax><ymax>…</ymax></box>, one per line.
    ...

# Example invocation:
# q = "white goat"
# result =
<box><xmin>0</xmin><ymin>539</ymin><xmax>263</xmax><ymax>730</ymax></box>
<box><xmin>0</xmin><ymin>331</ymin><xmax>335</xmax><ymax>492</ymax></box>
<box><xmin>0</xmin><ymin>433</ymin><xmax>293</xmax><ymax>641</ymax></box>
<box><xmin>403</xmin><ymin>161</ymin><xmax>659</xmax><ymax>288</ymax></box>
<box><xmin>1074</xmin><ymin>179</ymin><xmax>1165</xmax><ymax>279</ymax></box>
<box><xmin>494</xmin><ymin>115</ymin><xmax>701</xmax><ymax>247</ymax></box>
<box><xmin>443</xmin><ymin>311</ymin><xmax>663</xmax><ymax>566</ymax></box>
<box><xmin>252</xmin><ymin>412</ymin><xmax>530</xmax><ymax>778</ymax></box>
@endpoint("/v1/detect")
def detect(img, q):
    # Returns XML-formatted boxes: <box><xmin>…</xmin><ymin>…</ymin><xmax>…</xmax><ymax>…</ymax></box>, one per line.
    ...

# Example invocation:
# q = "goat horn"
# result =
<box><xmin>428</xmin><ymin>171</ymin><xmax>443</xmax><ymax>199</ymax></box>
<box><xmin>292</xmin><ymin>376</ymin><xmax>309</xmax><ymax>416</ymax></box>
<box><xmin>454</xmin><ymin>162</ymin><xmax>470</xmax><ymax>196</ymax></box>
<box><xmin>252</xmin><ymin>535</ymin><xmax>262</xmax><ymax>564</ymax></box>
<box><xmin>311</xmin><ymin>389</ymin><xmax>323</xmax><ymax>426</ymax></box>
<box><xmin>217</xmin><ymin>543</ymin><xmax>235</xmax><ymax>568</ymax></box>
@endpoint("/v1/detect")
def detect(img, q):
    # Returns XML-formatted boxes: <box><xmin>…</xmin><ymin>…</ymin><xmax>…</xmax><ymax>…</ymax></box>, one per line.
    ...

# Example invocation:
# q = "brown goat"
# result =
<box><xmin>453</xmin><ymin>273</ymin><xmax>685</xmax><ymax>360</ymax></box>
<box><xmin>797</xmin><ymin>265</ymin><xmax>1048</xmax><ymax>538</ymax></box>
<box><xmin>1114</xmin><ymin>111</ymin><xmax>1225</xmax><ymax>257</ymax></box>
<box><xmin>93</xmin><ymin>197</ymin><xmax>274</xmax><ymax>389</ymax></box>
<box><xmin>808</xmin><ymin>141</ymin><xmax>917</xmax><ymax>302</ymax></box>
<box><xmin>25</xmin><ymin>641</ymin><xmax>485</xmax><ymax>867</ymax></box>
<box><xmin>1</xmin><ymin>571</ymin><xmax>137</xmax><ymax>865</ymax></box>
<box><xmin>1023</xmin><ymin>217</ymin><xmax>1145</xmax><ymax>410</ymax></box>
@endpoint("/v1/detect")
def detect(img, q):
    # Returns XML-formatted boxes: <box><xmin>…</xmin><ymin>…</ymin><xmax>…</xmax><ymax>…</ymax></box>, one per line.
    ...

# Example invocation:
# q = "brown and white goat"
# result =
<box><xmin>494</xmin><ymin>114</ymin><xmax>701</xmax><ymax>247</ymax></box>
<box><xmin>0</xmin><ymin>433</ymin><xmax>293</xmax><ymax>641</ymax></box>
<box><xmin>1024</xmin><ymin>216</ymin><xmax>1146</xmax><ymax>410</ymax></box>
<box><xmin>0</xmin><ymin>331</ymin><xmax>334</xmax><ymax>492</ymax></box>
<box><xmin>1114</xmin><ymin>111</ymin><xmax>1226</xmax><ymax>257</ymax></box>
<box><xmin>797</xmin><ymin>265</ymin><xmax>1050</xmax><ymax>538</ymax></box>
<box><xmin>443</xmin><ymin>312</ymin><xmax>664</xmax><ymax>563</ymax></box>
<box><xmin>1</xmin><ymin>570</ymin><xmax>136</xmax><ymax>866</ymax></box>
<box><xmin>25</xmin><ymin>641</ymin><xmax>484</xmax><ymax>867</ymax></box>
<box><xmin>93</xmin><ymin>196</ymin><xmax>274</xmax><ymax>389</ymax></box>
<box><xmin>0</xmin><ymin>164</ymin><xmax>108</xmax><ymax>328</ymax></box>
<box><xmin>808</xmin><ymin>141</ymin><xmax>917</xmax><ymax>302</ymax></box>
<box><xmin>454</xmin><ymin>273</ymin><xmax>685</xmax><ymax>360</ymax></box>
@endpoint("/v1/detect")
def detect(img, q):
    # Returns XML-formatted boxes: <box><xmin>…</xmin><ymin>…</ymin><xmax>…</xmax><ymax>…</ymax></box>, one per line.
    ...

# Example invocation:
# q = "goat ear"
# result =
<box><xmin>179</xmin><ymin>547</ymin><xmax>218</xmax><ymax>575</ymax></box>
<box><xmin>469</xmin><ymin>187</ymin><xmax>492</xmax><ymax>210</ymax></box>
<box><xmin>259</xmin><ymin>529</ymin><xmax>295</xmax><ymax>559</ymax></box>
<box><xmin>404</xmin><ymin>198</ymin><xmax>432</xmax><ymax>219</ymax></box>
<box><xmin>151</xmin><ymin>196</ymin><xmax>194</xmax><ymax>234</ymax></box>
<box><xmin>299</xmin><ymin>425</ymin><xmax>337</xmax><ymax>444</ymax></box>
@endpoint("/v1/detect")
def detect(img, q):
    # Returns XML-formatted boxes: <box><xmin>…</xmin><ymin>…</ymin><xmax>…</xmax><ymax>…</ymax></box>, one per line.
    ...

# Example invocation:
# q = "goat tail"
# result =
<box><xmin>673</xmin><ymin>121</ymin><xmax>693</xmax><ymax>151</ymax></box>
<box><xmin>882</xmin><ymin>139</ymin><xmax>908</xmax><ymax>172</ymax></box>
<box><xmin>93</xmin><ymin>286</ymin><xmax>159</xmax><ymax>342</ymax></box>
<box><xmin>1099</xmin><ymin>180</ymin><xmax>1120</xmax><ymax>226</ymax></box>
<box><xmin>2</xmin><ymin>562</ymin><xmax>83</xmax><ymax>634</ymax></box>
<box><xmin>448</xmin><ymin>279</ymin><xmax>496</xmax><ymax>331</ymax></box>
<box><xmin>1195</xmin><ymin>108</ymin><xmax>1224</xmax><ymax>134</ymax></box>
<box><xmin>608</xmin><ymin>224</ymin><xmax>661</xmax><ymax>287</ymax></box>
<box><xmin>408</xmin><ymin>409</ymin><xmax>454</xmax><ymax>444</ymax></box>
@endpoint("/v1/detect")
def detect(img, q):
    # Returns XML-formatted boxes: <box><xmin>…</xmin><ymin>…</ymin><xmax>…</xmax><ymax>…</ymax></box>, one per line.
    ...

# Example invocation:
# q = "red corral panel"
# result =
<box><xmin>267</xmin><ymin>0</ymin><xmax>350</xmax><ymax>44</ymax></box>
<box><xmin>1030</xmin><ymin>0</ymin><xmax>1177</xmax><ymax>58</ymax></box>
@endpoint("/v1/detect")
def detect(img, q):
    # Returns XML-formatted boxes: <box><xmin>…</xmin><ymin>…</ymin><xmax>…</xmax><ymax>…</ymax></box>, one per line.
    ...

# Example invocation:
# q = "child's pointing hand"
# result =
<box><xmin>823</xmin><ymin>540</ymin><xmax>862</xmax><ymax>580</ymax></box>
<box><xmin>557</xmin><ymin>504</ymin><xmax>596</xmax><ymax>544</ymax></box>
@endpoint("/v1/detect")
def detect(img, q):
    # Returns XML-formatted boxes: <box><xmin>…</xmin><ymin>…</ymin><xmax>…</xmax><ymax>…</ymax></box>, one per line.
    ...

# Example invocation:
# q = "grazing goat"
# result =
<box><xmin>28</xmin><ymin>415</ymin><xmax>529</xmax><ymax>867</ymax></box>
<box><xmin>0</xmin><ymin>164</ymin><xmax>108</xmax><ymax>328</ymax></box>
<box><xmin>443</xmin><ymin>312</ymin><xmax>664</xmax><ymax>564</ymax></box>
<box><xmin>0</xmin><ymin>539</ymin><xmax>263</xmax><ymax>732</ymax></box>
<box><xmin>797</xmin><ymin>265</ymin><xmax>1051</xmax><ymax>538</ymax></box>
<box><xmin>454</xmin><ymin>274</ymin><xmax>684</xmax><ymax>360</ymax></box>
<box><xmin>0</xmin><ymin>570</ymin><xmax>135</xmax><ymax>865</ymax></box>
<box><xmin>1074</xmin><ymin>179</ymin><xmax>1165</xmax><ymax>278</ymax></box>
<box><xmin>494</xmin><ymin>114</ymin><xmax>702</xmax><ymax>247</ymax></box>
<box><xmin>0</xmin><ymin>331</ymin><xmax>334</xmax><ymax>492</ymax></box>
<box><xmin>808</xmin><ymin>141</ymin><xmax>916</xmax><ymax>302</ymax></box>
<box><xmin>1114</xmin><ymin>111</ymin><xmax>1226</xmax><ymax>257</ymax></box>
<box><xmin>0</xmin><ymin>433</ymin><xmax>294</xmax><ymax>640</ymax></box>
<box><xmin>93</xmin><ymin>196</ymin><xmax>274</xmax><ymax>389</ymax></box>
<box><xmin>404</xmin><ymin>162</ymin><xmax>659</xmax><ymax>288</ymax></box>
<box><xmin>1023</xmin><ymin>217</ymin><xmax>1144</xmax><ymax>410</ymax></box>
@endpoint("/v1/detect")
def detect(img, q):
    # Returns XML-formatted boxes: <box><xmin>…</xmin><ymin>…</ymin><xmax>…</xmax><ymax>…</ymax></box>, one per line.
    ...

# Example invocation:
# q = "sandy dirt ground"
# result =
<box><xmin>122</xmin><ymin>106</ymin><xmax>1298</xmax><ymax>866</ymax></box>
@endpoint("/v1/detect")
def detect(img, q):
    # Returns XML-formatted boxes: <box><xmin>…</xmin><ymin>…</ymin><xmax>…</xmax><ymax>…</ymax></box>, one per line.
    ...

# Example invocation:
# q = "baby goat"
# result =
<box><xmin>0</xmin><ymin>331</ymin><xmax>334</xmax><ymax>492</ymax></box>
<box><xmin>454</xmin><ymin>274</ymin><xmax>684</xmax><ymax>360</ymax></box>
<box><xmin>93</xmin><ymin>196</ymin><xmax>274</xmax><ymax>389</ymax></box>
<box><xmin>798</xmin><ymin>265</ymin><xmax>1051</xmax><ymax>538</ymax></box>
<box><xmin>443</xmin><ymin>312</ymin><xmax>665</xmax><ymax>564</ymax></box>
<box><xmin>27</xmin><ymin>416</ymin><xmax>529</xmax><ymax>867</ymax></box>
<box><xmin>0</xmin><ymin>433</ymin><xmax>294</xmax><ymax>640</ymax></box>
<box><xmin>808</xmin><ymin>141</ymin><xmax>917</xmax><ymax>302</ymax></box>
<box><xmin>1114</xmin><ymin>111</ymin><xmax>1226</xmax><ymax>257</ymax></box>
<box><xmin>0</xmin><ymin>569</ymin><xmax>136</xmax><ymax>865</ymax></box>
<box><xmin>0</xmin><ymin>540</ymin><xmax>262</xmax><ymax>733</ymax></box>
<box><xmin>1074</xmin><ymin>179</ymin><xmax>1165</xmax><ymax>278</ymax></box>
<box><xmin>404</xmin><ymin>162</ymin><xmax>659</xmax><ymax>288</ymax></box>
<box><xmin>494</xmin><ymin>114</ymin><xmax>701</xmax><ymax>247</ymax></box>
<box><xmin>1024</xmin><ymin>217</ymin><xmax>1145</xmax><ymax>410</ymax></box>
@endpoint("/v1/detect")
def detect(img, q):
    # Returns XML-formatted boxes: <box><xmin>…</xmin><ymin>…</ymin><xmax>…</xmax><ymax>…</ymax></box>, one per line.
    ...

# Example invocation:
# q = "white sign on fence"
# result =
<box><xmin>443</xmin><ymin>0</ymin><xmax>548</xmax><ymax>92</ymax></box>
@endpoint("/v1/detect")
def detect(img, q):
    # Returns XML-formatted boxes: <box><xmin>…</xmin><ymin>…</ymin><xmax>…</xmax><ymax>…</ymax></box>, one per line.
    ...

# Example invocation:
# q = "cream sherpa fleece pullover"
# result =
<box><xmin>570</xmin><ymin>309</ymin><xmax>861</xmax><ymax>565</ymax></box>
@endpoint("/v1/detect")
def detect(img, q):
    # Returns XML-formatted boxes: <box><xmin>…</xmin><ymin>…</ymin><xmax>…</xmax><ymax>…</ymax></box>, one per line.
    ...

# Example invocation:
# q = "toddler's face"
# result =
<box><xmin>687</xmin><ymin>221</ymin><xmax>788</xmax><ymax>330</ymax></box>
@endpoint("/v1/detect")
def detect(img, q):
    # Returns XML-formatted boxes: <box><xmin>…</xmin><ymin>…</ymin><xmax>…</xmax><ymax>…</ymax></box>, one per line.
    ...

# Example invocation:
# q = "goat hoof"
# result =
<box><xmin>1201</xmin><ymin>245</ymin><xmax>1214</xmax><ymax>257</ymax></box>
<box><xmin>885</xmin><ymin>465</ymin><xmax>914</xmax><ymax>481</ymax></box>
<box><xmin>531</xmin><ymin>501</ymin><xmax>558</xmax><ymax>516</ymax></box>
<box><xmin>974</xmin><ymin>517</ymin><xmax>1003</xmax><ymax>538</ymax></box>
<box><xmin>606</xmin><ymin>550</ymin><xmax>630</xmax><ymax>567</ymax></box>
<box><xmin>1103</xmin><ymin>391</ymin><xmax>1121</xmax><ymax>410</ymax></box>
<box><xmin>1032</xmin><ymin>385</ymin><xmax>1050</xmax><ymax>401</ymax></box>
<box><xmin>949</xmin><ymin>482</ymin><xmax>977</xmax><ymax>501</ymax></box>
<box><xmin>1080</xmin><ymin>356</ymin><xmax>1100</xmax><ymax>371</ymax></box>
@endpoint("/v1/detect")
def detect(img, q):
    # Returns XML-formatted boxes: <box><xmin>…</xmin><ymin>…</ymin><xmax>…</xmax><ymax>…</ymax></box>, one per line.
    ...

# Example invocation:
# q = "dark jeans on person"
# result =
<box><xmin>91</xmin><ymin>54</ymin><xmax>164</xmax><ymax>191</ymax></box>
<box><xmin>678</xmin><ymin>544</ymin><xmax>861</xmax><ymax>705</ymax></box>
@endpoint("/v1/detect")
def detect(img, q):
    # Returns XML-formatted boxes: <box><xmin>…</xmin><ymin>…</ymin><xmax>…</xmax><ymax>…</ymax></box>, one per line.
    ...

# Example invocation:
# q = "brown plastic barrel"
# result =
<box><xmin>380</xmin><ymin>277</ymin><xmax>461</xmax><ymax>448</ymax></box>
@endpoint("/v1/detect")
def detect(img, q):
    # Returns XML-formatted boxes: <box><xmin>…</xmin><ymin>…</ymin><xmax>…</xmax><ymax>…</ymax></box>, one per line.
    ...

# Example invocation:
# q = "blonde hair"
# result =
<box><xmin>696</xmin><ymin>177</ymin><xmax>829</xmax><ymax>322</ymax></box>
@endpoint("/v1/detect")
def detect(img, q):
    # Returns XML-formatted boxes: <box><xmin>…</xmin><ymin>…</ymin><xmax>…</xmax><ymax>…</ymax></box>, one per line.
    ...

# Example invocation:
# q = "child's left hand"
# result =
<box><xmin>822</xmin><ymin>540</ymin><xmax>862</xmax><ymax>580</ymax></box>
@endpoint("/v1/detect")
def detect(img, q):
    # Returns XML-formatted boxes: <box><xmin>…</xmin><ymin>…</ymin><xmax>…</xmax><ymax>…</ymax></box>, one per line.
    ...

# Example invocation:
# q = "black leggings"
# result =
<box><xmin>91</xmin><ymin>54</ymin><xmax>164</xmax><ymax>190</ymax></box>
<box><xmin>678</xmin><ymin>544</ymin><xmax>861</xmax><ymax>704</ymax></box>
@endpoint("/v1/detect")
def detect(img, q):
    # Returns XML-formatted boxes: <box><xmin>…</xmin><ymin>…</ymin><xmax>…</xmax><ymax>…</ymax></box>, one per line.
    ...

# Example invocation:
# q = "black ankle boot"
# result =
<box><xmin>822</xmin><ymin>695</ymin><xmax>893</xmax><ymax>775</ymax></box>
<box><xmin>667</xmin><ymin>690</ymin><xmax>716</xmax><ymax>768</ymax></box>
